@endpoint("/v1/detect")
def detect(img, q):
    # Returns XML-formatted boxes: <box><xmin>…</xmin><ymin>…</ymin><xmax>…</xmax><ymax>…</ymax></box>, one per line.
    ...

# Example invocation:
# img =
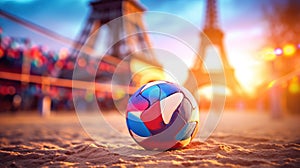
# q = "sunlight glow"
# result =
<box><xmin>197</xmin><ymin>85</ymin><xmax>231</xmax><ymax>100</ymax></box>
<box><xmin>130</xmin><ymin>59</ymin><xmax>166</xmax><ymax>86</ymax></box>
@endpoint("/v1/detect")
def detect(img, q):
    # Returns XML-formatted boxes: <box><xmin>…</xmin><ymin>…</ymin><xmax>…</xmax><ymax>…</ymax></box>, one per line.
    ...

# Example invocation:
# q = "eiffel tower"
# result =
<box><xmin>184</xmin><ymin>0</ymin><xmax>244</xmax><ymax>100</ymax></box>
<box><xmin>72</xmin><ymin>0</ymin><xmax>164</xmax><ymax>88</ymax></box>
<box><xmin>74</xmin><ymin>0</ymin><xmax>156</xmax><ymax>60</ymax></box>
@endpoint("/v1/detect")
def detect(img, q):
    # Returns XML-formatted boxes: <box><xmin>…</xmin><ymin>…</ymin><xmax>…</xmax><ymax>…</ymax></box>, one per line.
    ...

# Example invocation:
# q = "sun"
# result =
<box><xmin>230</xmin><ymin>53</ymin><xmax>267</xmax><ymax>97</ymax></box>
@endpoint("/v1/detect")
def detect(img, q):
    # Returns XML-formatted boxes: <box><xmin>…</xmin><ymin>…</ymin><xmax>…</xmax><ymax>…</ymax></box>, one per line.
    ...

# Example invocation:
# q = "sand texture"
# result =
<box><xmin>0</xmin><ymin>111</ymin><xmax>299</xmax><ymax>167</ymax></box>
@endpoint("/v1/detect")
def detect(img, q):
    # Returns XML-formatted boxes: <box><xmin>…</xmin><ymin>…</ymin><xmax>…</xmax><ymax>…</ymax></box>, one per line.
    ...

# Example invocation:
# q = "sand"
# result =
<box><xmin>0</xmin><ymin>111</ymin><xmax>299</xmax><ymax>167</ymax></box>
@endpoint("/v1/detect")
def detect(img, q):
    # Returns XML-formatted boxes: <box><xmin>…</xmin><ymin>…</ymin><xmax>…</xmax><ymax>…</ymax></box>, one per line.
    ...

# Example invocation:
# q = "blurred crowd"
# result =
<box><xmin>0</xmin><ymin>29</ymin><xmax>115</xmax><ymax>112</ymax></box>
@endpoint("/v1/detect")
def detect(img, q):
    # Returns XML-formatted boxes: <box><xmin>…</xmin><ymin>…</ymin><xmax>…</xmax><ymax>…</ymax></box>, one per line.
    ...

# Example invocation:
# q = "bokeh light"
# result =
<box><xmin>274</xmin><ymin>48</ymin><xmax>282</xmax><ymax>56</ymax></box>
<box><xmin>7</xmin><ymin>86</ymin><xmax>16</xmax><ymax>95</ymax></box>
<box><xmin>85</xmin><ymin>91</ymin><xmax>94</xmax><ymax>102</ymax></box>
<box><xmin>289</xmin><ymin>77</ymin><xmax>300</xmax><ymax>94</ymax></box>
<box><xmin>283</xmin><ymin>44</ymin><xmax>296</xmax><ymax>57</ymax></box>
<box><xmin>78</xmin><ymin>58</ymin><xmax>87</xmax><ymax>68</ymax></box>
<box><xmin>261</xmin><ymin>47</ymin><xmax>276</xmax><ymax>61</ymax></box>
<box><xmin>59</xmin><ymin>48</ymin><xmax>69</xmax><ymax>60</ymax></box>
<box><xmin>267</xmin><ymin>80</ymin><xmax>276</xmax><ymax>89</ymax></box>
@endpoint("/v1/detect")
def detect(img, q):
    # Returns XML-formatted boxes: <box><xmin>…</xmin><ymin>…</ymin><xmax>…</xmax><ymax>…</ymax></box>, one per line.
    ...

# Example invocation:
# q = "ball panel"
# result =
<box><xmin>191</xmin><ymin>121</ymin><xmax>199</xmax><ymax>138</ymax></box>
<box><xmin>127</xmin><ymin>112</ymin><xmax>151</xmax><ymax>137</ymax></box>
<box><xmin>127</xmin><ymin>94</ymin><xmax>149</xmax><ymax>111</ymax></box>
<box><xmin>141</xmin><ymin>80</ymin><xmax>166</xmax><ymax>92</ymax></box>
<box><xmin>140</xmin><ymin>101</ymin><xmax>164</xmax><ymax>133</ymax></box>
<box><xmin>177</xmin><ymin>137</ymin><xmax>192</xmax><ymax>149</ymax></box>
<box><xmin>129</xmin><ymin>129</ymin><xmax>149</xmax><ymax>142</ymax></box>
<box><xmin>189</xmin><ymin>108</ymin><xmax>199</xmax><ymax>122</ymax></box>
<box><xmin>158</xmin><ymin>83</ymin><xmax>180</xmax><ymax>100</ymax></box>
<box><xmin>178</xmin><ymin>97</ymin><xmax>192</xmax><ymax>121</ymax></box>
<box><xmin>139</xmin><ymin>138</ymin><xmax>178</xmax><ymax>151</ymax></box>
<box><xmin>175</xmin><ymin>121</ymin><xmax>197</xmax><ymax>141</ymax></box>
<box><xmin>173</xmin><ymin>136</ymin><xmax>192</xmax><ymax>149</ymax></box>
<box><xmin>180</xmin><ymin>86</ymin><xmax>198</xmax><ymax>109</ymax></box>
<box><xmin>155</xmin><ymin>111</ymin><xmax>186</xmax><ymax>141</ymax></box>
<box><xmin>160</xmin><ymin>92</ymin><xmax>184</xmax><ymax>124</ymax></box>
<box><xmin>138</xmin><ymin>113</ymin><xmax>186</xmax><ymax>151</ymax></box>
<box><xmin>141</xmin><ymin>85</ymin><xmax>160</xmax><ymax>105</ymax></box>
<box><xmin>127</xmin><ymin>111</ymin><xmax>142</xmax><ymax>119</ymax></box>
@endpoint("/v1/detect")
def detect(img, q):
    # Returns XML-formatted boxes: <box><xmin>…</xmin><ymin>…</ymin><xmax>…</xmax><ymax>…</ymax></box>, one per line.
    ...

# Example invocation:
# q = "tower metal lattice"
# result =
<box><xmin>184</xmin><ymin>0</ymin><xmax>244</xmax><ymax>99</ymax></box>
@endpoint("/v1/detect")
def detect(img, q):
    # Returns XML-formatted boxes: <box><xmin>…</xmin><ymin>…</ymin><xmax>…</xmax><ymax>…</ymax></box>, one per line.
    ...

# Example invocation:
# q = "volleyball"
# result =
<box><xmin>126</xmin><ymin>81</ymin><xmax>199</xmax><ymax>150</ymax></box>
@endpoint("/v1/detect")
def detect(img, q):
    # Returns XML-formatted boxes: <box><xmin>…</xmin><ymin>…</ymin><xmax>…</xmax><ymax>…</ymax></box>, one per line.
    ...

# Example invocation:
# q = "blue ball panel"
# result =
<box><xmin>175</xmin><ymin>121</ymin><xmax>197</xmax><ymax>141</ymax></box>
<box><xmin>127</xmin><ymin>112</ymin><xmax>151</xmax><ymax>137</ymax></box>
<box><xmin>158</xmin><ymin>83</ymin><xmax>180</xmax><ymax>100</ymax></box>
<box><xmin>141</xmin><ymin>85</ymin><xmax>160</xmax><ymax>104</ymax></box>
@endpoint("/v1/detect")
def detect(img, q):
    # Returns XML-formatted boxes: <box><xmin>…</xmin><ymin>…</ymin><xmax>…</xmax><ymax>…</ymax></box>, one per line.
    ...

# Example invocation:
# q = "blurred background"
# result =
<box><xmin>0</xmin><ymin>0</ymin><xmax>299</xmax><ymax>116</ymax></box>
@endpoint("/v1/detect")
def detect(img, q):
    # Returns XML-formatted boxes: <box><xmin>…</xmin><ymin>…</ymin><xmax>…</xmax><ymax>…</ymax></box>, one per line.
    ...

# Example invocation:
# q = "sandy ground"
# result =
<box><xmin>0</xmin><ymin>111</ymin><xmax>299</xmax><ymax>167</ymax></box>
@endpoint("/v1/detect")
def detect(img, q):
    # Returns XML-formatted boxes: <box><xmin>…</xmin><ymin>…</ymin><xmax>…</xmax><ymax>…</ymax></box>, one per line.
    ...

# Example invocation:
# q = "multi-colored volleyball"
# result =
<box><xmin>126</xmin><ymin>81</ymin><xmax>199</xmax><ymax>150</ymax></box>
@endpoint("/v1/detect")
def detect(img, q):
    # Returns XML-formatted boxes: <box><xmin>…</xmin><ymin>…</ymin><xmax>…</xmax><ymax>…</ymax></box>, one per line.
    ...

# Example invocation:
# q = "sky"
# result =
<box><xmin>0</xmin><ymin>0</ymin><xmax>273</xmax><ymax>95</ymax></box>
